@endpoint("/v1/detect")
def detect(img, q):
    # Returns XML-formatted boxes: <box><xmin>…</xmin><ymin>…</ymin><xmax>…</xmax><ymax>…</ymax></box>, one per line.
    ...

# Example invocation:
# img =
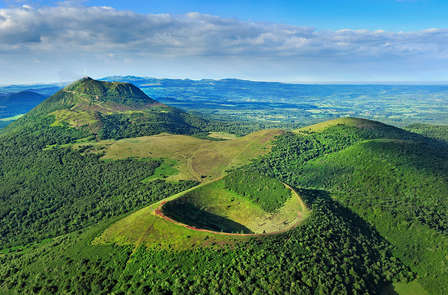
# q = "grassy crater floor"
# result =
<box><xmin>94</xmin><ymin>179</ymin><xmax>309</xmax><ymax>250</ymax></box>
<box><xmin>160</xmin><ymin>180</ymin><xmax>307</xmax><ymax>234</ymax></box>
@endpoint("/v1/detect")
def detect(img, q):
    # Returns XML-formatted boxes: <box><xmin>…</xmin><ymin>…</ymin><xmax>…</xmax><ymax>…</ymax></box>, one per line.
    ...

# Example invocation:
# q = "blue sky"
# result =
<box><xmin>3</xmin><ymin>0</ymin><xmax>447</xmax><ymax>31</ymax></box>
<box><xmin>0</xmin><ymin>0</ymin><xmax>448</xmax><ymax>83</ymax></box>
<box><xmin>91</xmin><ymin>0</ymin><xmax>448</xmax><ymax>31</ymax></box>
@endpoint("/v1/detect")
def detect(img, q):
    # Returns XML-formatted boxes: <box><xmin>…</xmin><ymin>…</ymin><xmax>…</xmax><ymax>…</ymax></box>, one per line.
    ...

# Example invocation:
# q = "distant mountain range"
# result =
<box><xmin>2</xmin><ymin>75</ymin><xmax>448</xmax><ymax>130</ymax></box>
<box><xmin>0</xmin><ymin>91</ymin><xmax>46</xmax><ymax>128</ymax></box>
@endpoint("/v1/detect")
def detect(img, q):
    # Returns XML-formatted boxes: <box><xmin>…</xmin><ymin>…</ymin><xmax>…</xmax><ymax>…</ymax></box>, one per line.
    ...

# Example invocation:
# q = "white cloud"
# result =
<box><xmin>0</xmin><ymin>4</ymin><xmax>447</xmax><ymax>83</ymax></box>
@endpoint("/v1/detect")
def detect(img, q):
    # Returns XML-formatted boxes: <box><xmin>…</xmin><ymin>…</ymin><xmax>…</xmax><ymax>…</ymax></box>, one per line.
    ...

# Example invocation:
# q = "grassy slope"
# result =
<box><xmin>50</xmin><ymin>109</ymin><xmax>98</xmax><ymax>127</ymax></box>
<box><xmin>394</xmin><ymin>281</ymin><xmax>429</xmax><ymax>295</ymax></box>
<box><xmin>163</xmin><ymin>180</ymin><xmax>308</xmax><ymax>234</ymax></box>
<box><xmin>95</xmin><ymin>179</ymin><xmax>308</xmax><ymax>249</ymax></box>
<box><xmin>96</xmin><ymin>129</ymin><xmax>284</xmax><ymax>181</ymax></box>
<box><xmin>298</xmin><ymin>117</ymin><xmax>390</xmax><ymax>132</ymax></box>
<box><xmin>94</xmin><ymin>182</ymin><xmax>247</xmax><ymax>250</ymax></box>
<box><xmin>207</xmin><ymin>131</ymin><xmax>238</xmax><ymax>140</ymax></box>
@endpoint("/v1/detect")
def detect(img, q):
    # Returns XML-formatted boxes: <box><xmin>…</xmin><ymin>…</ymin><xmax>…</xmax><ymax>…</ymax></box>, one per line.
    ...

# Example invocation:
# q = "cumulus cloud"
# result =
<box><xmin>0</xmin><ymin>4</ymin><xmax>447</xmax><ymax>83</ymax></box>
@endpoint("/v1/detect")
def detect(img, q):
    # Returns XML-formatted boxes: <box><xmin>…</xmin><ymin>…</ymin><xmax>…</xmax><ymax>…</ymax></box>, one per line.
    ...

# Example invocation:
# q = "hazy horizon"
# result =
<box><xmin>4</xmin><ymin>76</ymin><xmax>448</xmax><ymax>87</ymax></box>
<box><xmin>1</xmin><ymin>0</ymin><xmax>448</xmax><ymax>84</ymax></box>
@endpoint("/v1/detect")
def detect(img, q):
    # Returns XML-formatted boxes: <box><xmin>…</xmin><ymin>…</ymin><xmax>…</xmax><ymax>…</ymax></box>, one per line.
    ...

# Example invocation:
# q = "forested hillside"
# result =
<box><xmin>406</xmin><ymin>123</ymin><xmax>448</xmax><ymax>143</ymax></box>
<box><xmin>224</xmin><ymin>172</ymin><xmax>291</xmax><ymax>212</ymax></box>
<box><xmin>0</xmin><ymin>121</ymin><xmax>197</xmax><ymax>248</ymax></box>
<box><xmin>1</xmin><ymin>187</ymin><xmax>412</xmax><ymax>294</ymax></box>
<box><xmin>0</xmin><ymin>78</ymin><xmax>446</xmax><ymax>295</ymax></box>
<box><xmin>243</xmin><ymin>119</ymin><xmax>448</xmax><ymax>294</ymax></box>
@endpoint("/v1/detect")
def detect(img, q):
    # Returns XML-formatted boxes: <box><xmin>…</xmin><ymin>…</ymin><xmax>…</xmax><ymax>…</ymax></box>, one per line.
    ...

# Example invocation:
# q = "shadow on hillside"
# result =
<box><xmin>363</xmin><ymin>137</ymin><xmax>448</xmax><ymax>174</ymax></box>
<box><xmin>162</xmin><ymin>201</ymin><xmax>253</xmax><ymax>234</ymax></box>
<box><xmin>293</xmin><ymin>187</ymin><xmax>415</xmax><ymax>292</ymax></box>
<box><xmin>297</xmin><ymin>187</ymin><xmax>391</xmax><ymax>242</ymax></box>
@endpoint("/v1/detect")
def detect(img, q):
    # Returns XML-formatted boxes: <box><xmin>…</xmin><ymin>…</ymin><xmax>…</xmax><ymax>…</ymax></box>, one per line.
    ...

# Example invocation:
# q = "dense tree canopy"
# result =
<box><xmin>224</xmin><ymin>171</ymin><xmax>291</xmax><ymax>212</ymax></box>
<box><xmin>0</xmin><ymin>115</ymin><xmax>446</xmax><ymax>294</ymax></box>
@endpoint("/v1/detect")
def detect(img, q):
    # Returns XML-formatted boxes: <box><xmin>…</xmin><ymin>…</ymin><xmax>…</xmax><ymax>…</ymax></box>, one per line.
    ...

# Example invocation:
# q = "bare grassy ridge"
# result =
<box><xmin>98</xmin><ymin>129</ymin><xmax>284</xmax><ymax>181</ymax></box>
<box><xmin>297</xmin><ymin>117</ymin><xmax>391</xmax><ymax>133</ymax></box>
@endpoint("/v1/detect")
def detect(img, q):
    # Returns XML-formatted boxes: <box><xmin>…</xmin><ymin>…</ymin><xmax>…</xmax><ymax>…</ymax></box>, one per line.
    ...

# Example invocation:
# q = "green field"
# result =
<box><xmin>393</xmin><ymin>281</ymin><xmax>430</xmax><ymax>295</ymax></box>
<box><xmin>141</xmin><ymin>158</ymin><xmax>178</xmax><ymax>183</ymax></box>
<box><xmin>50</xmin><ymin>109</ymin><xmax>98</xmax><ymax>127</ymax></box>
<box><xmin>297</xmin><ymin>117</ymin><xmax>391</xmax><ymax>133</ymax></box>
<box><xmin>381</xmin><ymin>281</ymin><xmax>430</xmax><ymax>295</ymax></box>
<box><xmin>207</xmin><ymin>131</ymin><xmax>238</xmax><ymax>140</ymax></box>
<box><xmin>95</xmin><ymin>129</ymin><xmax>284</xmax><ymax>181</ymax></box>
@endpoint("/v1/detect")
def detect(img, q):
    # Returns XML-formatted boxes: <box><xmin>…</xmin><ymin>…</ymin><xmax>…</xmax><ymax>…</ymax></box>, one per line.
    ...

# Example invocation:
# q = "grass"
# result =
<box><xmin>392</xmin><ymin>281</ymin><xmax>429</xmax><ymax>295</ymax></box>
<box><xmin>50</xmin><ymin>109</ymin><xmax>97</xmax><ymax>127</ymax></box>
<box><xmin>163</xmin><ymin>180</ymin><xmax>309</xmax><ymax>234</ymax></box>
<box><xmin>141</xmin><ymin>159</ymin><xmax>178</xmax><ymax>183</ymax></box>
<box><xmin>207</xmin><ymin>131</ymin><xmax>238</xmax><ymax>140</ymax></box>
<box><xmin>93</xmin><ymin>182</ymin><xmax>247</xmax><ymax>250</ymax></box>
<box><xmin>97</xmin><ymin>129</ymin><xmax>284</xmax><ymax>181</ymax></box>
<box><xmin>94</xmin><ymin>178</ymin><xmax>309</xmax><ymax>250</ymax></box>
<box><xmin>297</xmin><ymin>117</ymin><xmax>386</xmax><ymax>133</ymax></box>
<box><xmin>0</xmin><ymin>114</ymin><xmax>24</xmax><ymax>122</ymax></box>
<box><xmin>381</xmin><ymin>281</ymin><xmax>429</xmax><ymax>295</ymax></box>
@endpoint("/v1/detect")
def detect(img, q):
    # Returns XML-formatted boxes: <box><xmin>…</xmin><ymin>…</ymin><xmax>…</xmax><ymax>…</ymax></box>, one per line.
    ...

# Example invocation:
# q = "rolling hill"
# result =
<box><xmin>69</xmin><ymin>128</ymin><xmax>284</xmax><ymax>181</ymax></box>
<box><xmin>246</xmin><ymin>117</ymin><xmax>448</xmax><ymax>294</ymax></box>
<box><xmin>0</xmin><ymin>80</ymin><xmax>447</xmax><ymax>295</ymax></box>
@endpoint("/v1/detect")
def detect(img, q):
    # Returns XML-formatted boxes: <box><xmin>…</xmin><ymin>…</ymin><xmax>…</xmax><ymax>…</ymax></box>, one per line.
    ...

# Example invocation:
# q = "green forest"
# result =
<box><xmin>244</xmin><ymin>124</ymin><xmax>448</xmax><ymax>294</ymax></box>
<box><xmin>0</xmin><ymin>117</ymin><xmax>433</xmax><ymax>294</ymax></box>
<box><xmin>224</xmin><ymin>171</ymin><xmax>291</xmax><ymax>212</ymax></box>
<box><xmin>0</xmin><ymin>188</ymin><xmax>412</xmax><ymax>294</ymax></box>
<box><xmin>0</xmin><ymin>119</ymin><xmax>197</xmax><ymax>248</ymax></box>
<box><xmin>1</xmin><ymin>78</ymin><xmax>447</xmax><ymax>294</ymax></box>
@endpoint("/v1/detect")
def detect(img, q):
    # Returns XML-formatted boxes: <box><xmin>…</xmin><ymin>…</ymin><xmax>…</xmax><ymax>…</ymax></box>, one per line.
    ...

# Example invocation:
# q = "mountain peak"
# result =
<box><xmin>6</xmin><ymin>77</ymin><xmax>204</xmax><ymax>140</ymax></box>
<box><xmin>7</xmin><ymin>78</ymin><xmax>163</xmax><ymax>133</ymax></box>
<box><xmin>59</xmin><ymin>77</ymin><xmax>158</xmax><ymax>106</ymax></box>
